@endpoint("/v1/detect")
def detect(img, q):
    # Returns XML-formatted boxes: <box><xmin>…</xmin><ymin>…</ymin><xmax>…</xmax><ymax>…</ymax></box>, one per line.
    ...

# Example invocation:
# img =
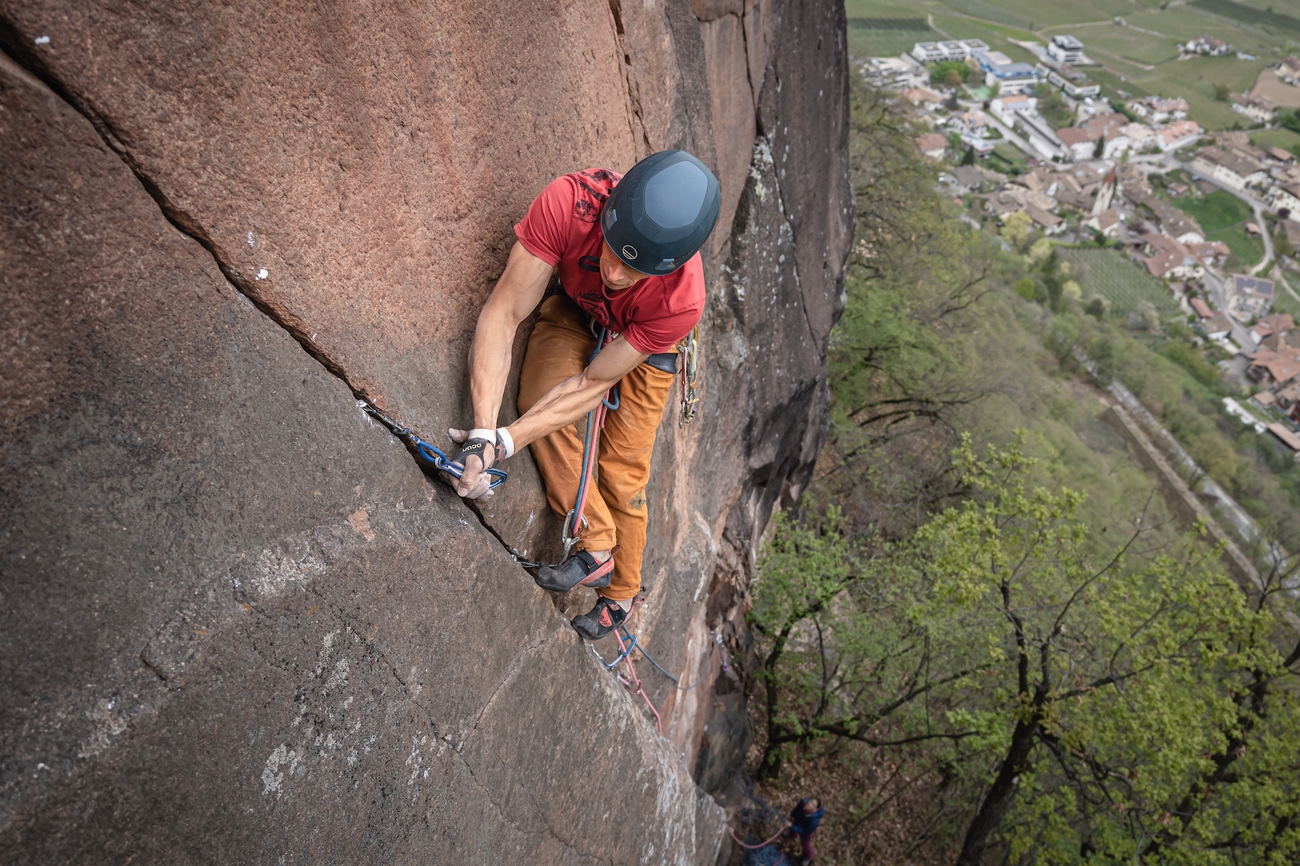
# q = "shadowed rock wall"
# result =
<box><xmin>0</xmin><ymin>0</ymin><xmax>850</xmax><ymax>861</ymax></box>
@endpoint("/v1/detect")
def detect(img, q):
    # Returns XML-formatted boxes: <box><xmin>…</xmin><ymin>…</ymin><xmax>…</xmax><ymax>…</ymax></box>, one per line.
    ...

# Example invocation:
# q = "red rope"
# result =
<box><xmin>726</xmin><ymin>823</ymin><xmax>790</xmax><ymax>850</ymax></box>
<box><xmin>612</xmin><ymin>599</ymin><xmax>662</xmax><ymax>732</ymax></box>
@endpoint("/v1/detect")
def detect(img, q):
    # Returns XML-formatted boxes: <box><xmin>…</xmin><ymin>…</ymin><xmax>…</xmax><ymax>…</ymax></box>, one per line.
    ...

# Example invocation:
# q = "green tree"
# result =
<box><xmin>1215</xmin><ymin>82</ymin><xmax>1231</xmax><ymax>102</ymax></box>
<box><xmin>931</xmin><ymin>60</ymin><xmax>970</xmax><ymax>86</ymax></box>
<box><xmin>751</xmin><ymin>436</ymin><xmax>1296</xmax><ymax>864</ymax></box>
<box><xmin>1001</xmin><ymin>211</ymin><xmax>1033</xmax><ymax>251</ymax></box>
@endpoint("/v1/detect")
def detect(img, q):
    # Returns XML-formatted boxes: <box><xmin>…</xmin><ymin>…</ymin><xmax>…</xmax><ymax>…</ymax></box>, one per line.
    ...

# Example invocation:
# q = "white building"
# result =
<box><xmin>1231</xmin><ymin>93</ymin><xmax>1277</xmax><ymax>124</ymax></box>
<box><xmin>989</xmin><ymin>94</ymin><xmax>1036</xmax><ymax>124</ymax></box>
<box><xmin>1191</xmin><ymin>146</ymin><xmax>1268</xmax><ymax>190</ymax></box>
<box><xmin>911</xmin><ymin>39</ymin><xmax>988</xmax><ymax>63</ymax></box>
<box><xmin>1126</xmin><ymin>95</ymin><xmax>1189</xmax><ymax>124</ymax></box>
<box><xmin>1045</xmin><ymin>68</ymin><xmax>1100</xmax><ymax>98</ymax></box>
<box><xmin>1047</xmin><ymin>35</ymin><xmax>1085</xmax><ymax>65</ymax></box>
<box><xmin>1267</xmin><ymin>183</ymin><xmax>1300</xmax><ymax>216</ymax></box>
<box><xmin>947</xmin><ymin>110</ymin><xmax>988</xmax><ymax>138</ymax></box>
<box><xmin>974</xmin><ymin>51</ymin><xmax>1039</xmax><ymax>95</ymax></box>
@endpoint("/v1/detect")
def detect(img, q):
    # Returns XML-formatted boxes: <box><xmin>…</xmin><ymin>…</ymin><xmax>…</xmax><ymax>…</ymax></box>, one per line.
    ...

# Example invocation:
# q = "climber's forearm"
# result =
<box><xmin>468</xmin><ymin>242</ymin><xmax>553</xmax><ymax>430</ymax></box>
<box><xmin>506</xmin><ymin>337</ymin><xmax>646</xmax><ymax>450</ymax></box>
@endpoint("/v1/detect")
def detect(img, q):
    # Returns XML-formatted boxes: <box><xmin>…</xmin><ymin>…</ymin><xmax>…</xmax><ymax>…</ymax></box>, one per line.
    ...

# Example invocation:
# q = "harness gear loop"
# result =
<box><xmin>360</xmin><ymin>401</ymin><xmax>507</xmax><ymax>490</ymax></box>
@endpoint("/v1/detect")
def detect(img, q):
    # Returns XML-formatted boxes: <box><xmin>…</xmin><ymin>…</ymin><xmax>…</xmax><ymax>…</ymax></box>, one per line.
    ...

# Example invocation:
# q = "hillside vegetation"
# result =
<box><xmin>737</xmin><ymin>81</ymin><xmax>1300</xmax><ymax>866</ymax></box>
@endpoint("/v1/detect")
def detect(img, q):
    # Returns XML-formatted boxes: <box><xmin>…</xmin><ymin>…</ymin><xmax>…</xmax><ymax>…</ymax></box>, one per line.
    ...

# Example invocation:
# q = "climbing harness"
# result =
<box><xmin>678</xmin><ymin>325</ymin><xmax>700</xmax><ymax>427</ymax></box>
<box><xmin>359</xmin><ymin>401</ymin><xmax>508</xmax><ymax>490</ymax></box>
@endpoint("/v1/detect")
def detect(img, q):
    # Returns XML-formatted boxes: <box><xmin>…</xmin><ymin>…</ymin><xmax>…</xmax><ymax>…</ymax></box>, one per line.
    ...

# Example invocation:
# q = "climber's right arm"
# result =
<box><xmin>452</xmin><ymin>242</ymin><xmax>553</xmax><ymax>498</ymax></box>
<box><xmin>469</xmin><ymin>242</ymin><xmax>553</xmax><ymax>432</ymax></box>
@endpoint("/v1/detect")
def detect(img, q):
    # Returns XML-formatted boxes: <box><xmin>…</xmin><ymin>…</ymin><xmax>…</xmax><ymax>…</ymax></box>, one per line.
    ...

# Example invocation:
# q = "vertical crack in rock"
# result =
<box><xmin>606</xmin><ymin>0</ymin><xmax>654</xmax><ymax>156</ymax></box>
<box><xmin>0</xmin><ymin>26</ymin><xmax>363</xmax><ymax>401</ymax></box>
<box><xmin>0</xmin><ymin>29</ymin><xmax>546</xmax><ymax>576</ymax></box>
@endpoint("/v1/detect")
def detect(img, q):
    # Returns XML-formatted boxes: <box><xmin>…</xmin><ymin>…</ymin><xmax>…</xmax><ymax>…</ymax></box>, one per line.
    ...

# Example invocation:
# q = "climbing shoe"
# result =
<box><xmin>534</xmin><ymin>550</ymin><xmax>614</xmax><ymax>592</ymax></box>
<box><xmin>570</xmin><ymin>596</ymin><xmax>626</xmax><ymax>641</ymax></box>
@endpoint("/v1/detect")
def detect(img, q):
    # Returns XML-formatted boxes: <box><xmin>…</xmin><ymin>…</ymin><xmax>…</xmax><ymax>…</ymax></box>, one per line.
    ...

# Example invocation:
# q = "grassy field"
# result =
<box><xmin>1211</xmin><ymin>225</ymin><xmax>1266</xmax><ymax>265</ymax></box>
<box><xmin>1249</xmin><ymin>127</ymin><xmax>1300</xmax><ymax>154</ymax></box>
<box><xmin>1062</xmin><ymin>248</ymin><xmax>1183</xmax><ymax>318</ymax></box>
<box><xmin>1173</xmin><ymin>189</ymin><xmax>1252</xmax><ymax>233</ymax></box>
<box><xmin>845</xmin><ymin>0</ymin><xmax>939</xmax><ymax>58</ymax></box>
<box><xmin>1163</xmin><ymin>189</ymin><xmax>1266</xmax><ymax>265</ymax></box>
<box><xmin>1267</xmin><ymin>272</ymin><xmax>1300</xmax><ymax>318</ymax></box>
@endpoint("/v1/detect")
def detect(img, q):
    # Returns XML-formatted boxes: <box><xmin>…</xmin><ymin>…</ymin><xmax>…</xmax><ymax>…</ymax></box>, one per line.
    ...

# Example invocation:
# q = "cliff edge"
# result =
<box><xmin>0</xmin><ymin>1</ymin><xmax>850</xmax><ymax>862</ymax></box>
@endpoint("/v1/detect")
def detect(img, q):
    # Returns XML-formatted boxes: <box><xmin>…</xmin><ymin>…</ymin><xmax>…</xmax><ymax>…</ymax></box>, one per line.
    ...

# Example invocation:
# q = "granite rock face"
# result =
<box><xmin>0</xmin><ymin>0</ymin><xmax>849</xmax><ymax>860</ymax></box>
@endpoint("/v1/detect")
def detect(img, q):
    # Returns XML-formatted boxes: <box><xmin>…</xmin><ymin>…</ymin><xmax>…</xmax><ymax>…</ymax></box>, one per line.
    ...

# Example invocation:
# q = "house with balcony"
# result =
<box><xmin>1278</xmin><ymin>56</ymin><xmax>1300</xmax><ymax>85</ymax></box>
<box><xmin>1267</xmin><ymin>183</ymin><xmax>1300</xmax><ymax>217</ymax></box>
<box><xmin>1126</xmin><ymin>95</ymin><xmax>1189</xmax><ymax>123</ymax></box>
<box><xmin>1047</xmin><ymin>35</ymin><xmax>1085</xmax><ymax>65</ymax></box>
<box><xmin>1231</xmin><ymin>93</ymin><xmax>1277</xmax><ymax>124</ymax></box>
<box><xmin>1044</xmin><ymin>67</ymin><xmax>1100</xmax><ymax>98</ymax></box>
<box><xmin>947</xmin><ymin>111</ymin><xmax>988</xmax><ymax>138</ymax></box>
<box><xmin>989</xmin><ymin>94</ymin><xmax>1036</xmax><ymax>124</ymax></box>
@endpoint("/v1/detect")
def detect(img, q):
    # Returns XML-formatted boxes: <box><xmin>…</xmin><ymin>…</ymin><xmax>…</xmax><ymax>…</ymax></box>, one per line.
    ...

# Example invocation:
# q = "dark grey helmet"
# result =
<box><xmin>601</xmin><ymin>150</ymin><xmax>721</xmax><ymax>275</ymax></box>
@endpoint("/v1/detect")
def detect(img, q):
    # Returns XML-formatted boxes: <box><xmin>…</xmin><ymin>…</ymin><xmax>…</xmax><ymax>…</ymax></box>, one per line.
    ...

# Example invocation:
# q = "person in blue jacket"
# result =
<box><xmin>787</xmin><ymin>797</ymin><xmax>824</xmax><ymax>864</ymax></box>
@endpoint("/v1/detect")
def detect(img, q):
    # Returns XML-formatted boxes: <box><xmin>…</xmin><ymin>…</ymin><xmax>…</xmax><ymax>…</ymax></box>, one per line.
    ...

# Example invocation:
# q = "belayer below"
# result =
<box><xmin>443</xmin><ymin>151</ymin><xmax>721</xmax><ymax>640</ymax></box>
<box><xmin>787</xmin><ymin>797</ymin><xmax>824</xmax><ymax>865</ymax></box>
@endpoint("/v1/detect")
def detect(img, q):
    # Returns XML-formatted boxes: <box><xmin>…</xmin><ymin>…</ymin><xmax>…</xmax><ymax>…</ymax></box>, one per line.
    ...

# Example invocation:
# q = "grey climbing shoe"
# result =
<box><xmin>534</xmin><ymin>550</ymin><xmax>613</xmax><ymax>592</ymax></box>
<box><xmin>571</xmin><ymin>596</ymin><xmax>626</xmax><ymax>641</ymax></box>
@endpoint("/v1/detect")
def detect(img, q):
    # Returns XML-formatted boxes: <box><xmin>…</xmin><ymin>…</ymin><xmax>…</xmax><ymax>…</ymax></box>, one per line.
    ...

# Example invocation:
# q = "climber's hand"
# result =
<box><xmin>447</xmin><ymin>428</ymin><xmax>498</xmax><ymax>500</ymax></box>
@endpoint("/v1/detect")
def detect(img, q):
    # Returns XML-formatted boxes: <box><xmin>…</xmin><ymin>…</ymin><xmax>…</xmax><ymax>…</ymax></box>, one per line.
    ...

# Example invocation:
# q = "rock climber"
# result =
<box><xmin>787</xmin><ymin>796</ymin><xmax>824</xmax><ymax>865</ymax></box>
<box><xmin>445</xmin><ymin>150</ymin><xmax>721</xmax><ymax>640</ymax></box>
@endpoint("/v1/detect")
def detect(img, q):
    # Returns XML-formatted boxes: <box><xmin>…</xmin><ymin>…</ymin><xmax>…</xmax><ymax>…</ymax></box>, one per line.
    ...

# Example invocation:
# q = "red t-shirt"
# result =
<box><xmin>514</xmin><ymin>168</ymin><xmax>705</xmax><ymax>354</ymax></box>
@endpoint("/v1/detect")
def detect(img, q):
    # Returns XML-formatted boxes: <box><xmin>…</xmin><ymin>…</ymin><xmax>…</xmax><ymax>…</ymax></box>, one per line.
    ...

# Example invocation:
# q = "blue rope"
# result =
<box><xmin>616</xmin><ymin>626</ymin><xmax>719</xmax><ymax>692</ymax></box>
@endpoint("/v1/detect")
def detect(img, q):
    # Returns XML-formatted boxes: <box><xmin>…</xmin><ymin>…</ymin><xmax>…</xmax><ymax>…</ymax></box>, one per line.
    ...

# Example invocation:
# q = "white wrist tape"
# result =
<box><xmin>468</xmin><ymin>427</ymin><xmax>497</xmax><ymax>444</ymax></box>
<box><xmin>496</xmin><ymin>426</ymin><xmax>516</xmax><ymax>459</ymax></box>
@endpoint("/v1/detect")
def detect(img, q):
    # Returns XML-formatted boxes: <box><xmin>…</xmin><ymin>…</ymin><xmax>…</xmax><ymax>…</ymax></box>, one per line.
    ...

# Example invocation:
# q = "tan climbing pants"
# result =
<box><xmin>518</xmin><ymin>295</ymin><xmax>675</xmax><ymax>601</ymax></box>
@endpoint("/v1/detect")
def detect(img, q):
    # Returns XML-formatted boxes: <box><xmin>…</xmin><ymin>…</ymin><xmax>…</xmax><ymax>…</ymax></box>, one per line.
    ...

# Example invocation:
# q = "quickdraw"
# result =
<box><xmin>359</xmin><ymin>401</ymin><xmax>508</xmax><ymax>491</ymax></box>
<box><xmin>678</xmin><ymin>324</ymin><xmax>700</xmax><ymax>427</ymax></box>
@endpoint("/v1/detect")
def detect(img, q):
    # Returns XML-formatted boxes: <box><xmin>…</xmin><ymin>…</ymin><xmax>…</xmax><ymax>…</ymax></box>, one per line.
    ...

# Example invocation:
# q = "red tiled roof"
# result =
<box><xmin>1191</xmin><ymin>298</ymin><xmax>1213</xmax><ymax>318</ymax></box>
<box><xmin>1269</xmin><ymin>423</ymin><xmax>1300</xmax><ymax>450</ymax></box>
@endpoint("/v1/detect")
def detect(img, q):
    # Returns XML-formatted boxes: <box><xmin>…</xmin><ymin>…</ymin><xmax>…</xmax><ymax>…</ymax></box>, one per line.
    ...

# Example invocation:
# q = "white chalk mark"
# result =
<box><xmin>34</xmin><ymin>35</ymin><xmax>50</xmax><ymax>45</ymax></box>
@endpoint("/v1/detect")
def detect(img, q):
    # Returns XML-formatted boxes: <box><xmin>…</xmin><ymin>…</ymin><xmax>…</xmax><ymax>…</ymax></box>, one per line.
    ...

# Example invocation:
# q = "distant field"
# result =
<box><xmin>1062</xmin><ymin>249</ymin><xmax>1183</xmax><ymax>318</ymax></box>
<box><xmin>844</xmin><ymin>0</ymin><xmax>1293</xmax><ymax>131</ymax></box>
<box><xmin>1268</xmin><ymin>274</ymin><xmax>1300</xmax><ymax>318</ymax></box>
<box><xmin>1191</xmin><ymin>0</ymin><xmax>1300</xmax><ymax>35</ymax></box>
<box><xmin>1164</xmin><ymin>189</ymin><xmax>1265</xmax><ymax>265</ymax></box>
<box><xmin>844</xmin><ymin>0</ymin><xmax>938</xmax><ymax>57</ymax></box>
<box><xmin>1249</xmin><ymin>69</ymin><xmax>1300</xmax><ymax>109</ymax></box>
<box><xmin>1211</xmin><ymin>225</ymin><xmax>1266</xmax><ymax>265</ymax></box>
<box><xmin>1172</xmin><ymin>190</ymin><xmax>1252</xmax><ymax>233</ymax></box>
<box><xmin>1250</xmin><ymin>127</ymin><xmax>1300</xmax><ymax>154</ymax></box>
